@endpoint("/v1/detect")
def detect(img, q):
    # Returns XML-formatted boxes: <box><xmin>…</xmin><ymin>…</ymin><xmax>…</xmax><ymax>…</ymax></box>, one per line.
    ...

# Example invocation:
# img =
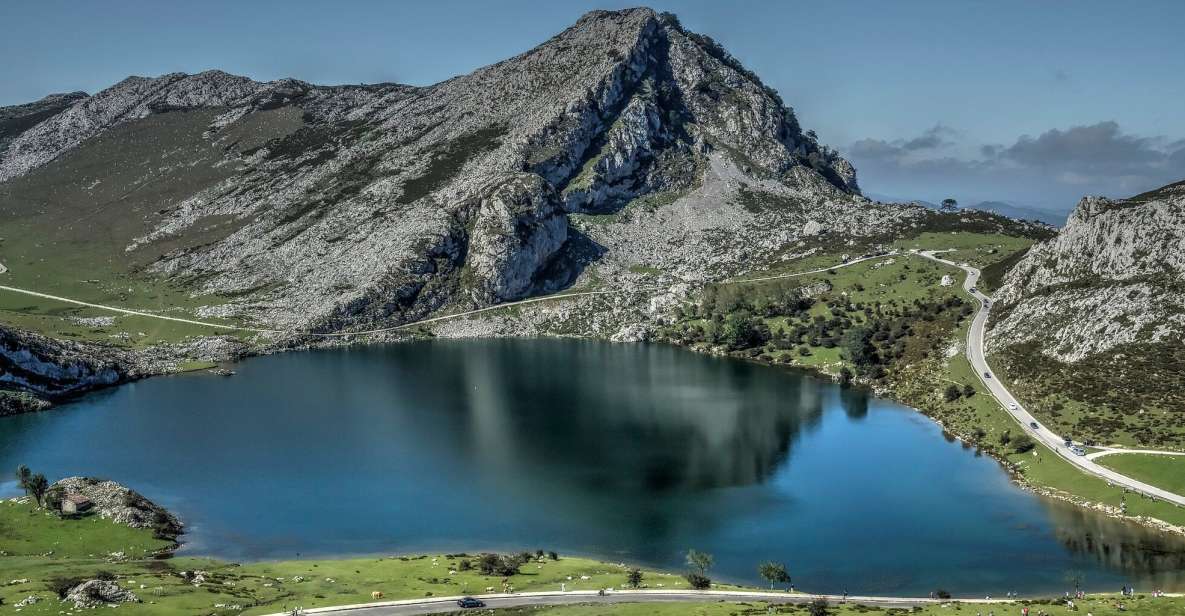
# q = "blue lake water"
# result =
<box><xmin>2</xmin><ymin>339</ymin><xmax>1183</xmax><ymax>595</ymax></box>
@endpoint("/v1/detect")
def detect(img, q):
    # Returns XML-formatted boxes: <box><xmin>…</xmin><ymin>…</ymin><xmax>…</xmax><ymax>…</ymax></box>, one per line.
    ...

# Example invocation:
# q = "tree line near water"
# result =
<box><xmin>663</xmin><ymin>280</ymin><xmax>973</xmax><ymax>383</ymax></box>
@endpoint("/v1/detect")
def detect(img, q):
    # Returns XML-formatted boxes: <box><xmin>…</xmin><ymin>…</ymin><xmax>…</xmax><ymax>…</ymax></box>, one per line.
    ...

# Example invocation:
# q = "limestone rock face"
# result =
<box><xmin>989</xmin><ymin>181</ymin><xmax>1185</xmax><ymax>360</ymax></box>
<box><xmin>0</xmin><ymin>326</ymin><xmax>126</xmax><ymax>396</ymax></box>
<box><xmin>466</xmin><ymin>174</ymin><xmax>568</xmax><ymax>303</ymax></box>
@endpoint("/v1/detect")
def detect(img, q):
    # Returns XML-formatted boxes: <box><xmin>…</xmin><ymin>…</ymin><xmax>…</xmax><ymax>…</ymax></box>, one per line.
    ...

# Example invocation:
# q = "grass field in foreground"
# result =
<box><xmin>1097</xmin><ymin>454</ymin><xmax>1185</xmax><ymax>496</ymax></box>
<box><xmin>0</xmin><ymin>499</ymin><xmax>735</xmax><ymax>616</ymax></box>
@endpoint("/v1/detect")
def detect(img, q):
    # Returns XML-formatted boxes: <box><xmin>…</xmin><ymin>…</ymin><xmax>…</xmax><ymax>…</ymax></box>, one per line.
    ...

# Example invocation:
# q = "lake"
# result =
<box><xmin>2</xmin><ymin>339</ymin><xmax>1183</xmax><ymax>596</ymax></box>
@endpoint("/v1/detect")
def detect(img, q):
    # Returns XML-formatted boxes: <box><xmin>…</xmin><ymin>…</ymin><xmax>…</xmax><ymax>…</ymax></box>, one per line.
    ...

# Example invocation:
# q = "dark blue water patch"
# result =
<box><xmin>2</xmin><ymin>339</ymin><xmax>1183</xmax><ymax>596</ymax></box>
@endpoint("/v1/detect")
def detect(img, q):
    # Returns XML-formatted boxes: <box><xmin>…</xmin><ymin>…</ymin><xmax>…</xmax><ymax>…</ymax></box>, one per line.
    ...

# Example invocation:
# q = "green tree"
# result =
<box><xmin>44</xmin><ymin>486</ymin><xmax>65</xmax><ymax>513</ymax></box>
<box><xmin>627</xmin><ymin>568</ymin><xmax>643</xmax><ymax>588</ymax></box>
<box><xmin>685</xmin><ymin>549</ymin><xmax>713</xmax><ymax>576</ymax></box>
<box><xmin>15</xmin><ymin>465</ymin><xmax>31</xmax><ymax>496</ymax></box>
<box><xmin>27</xmin><ymin>473</ymin><xmax>49</xmax><ymax>508</ymax></box>
<box><xmin>684</xmin><ymin>572</ymin><xmax>711</xmax><ymax>589</ymax></box>
<box><xmin>720</xmin><ymin>313</ymin><xmax>767</xmax><ymax>350</ymax></box>
<box><xmin>940</xmin><ymin>198</ymin><xmax>958</xmax><ymax>211</ymax></box>
<box><xmin>838</xmin><ymin>367</ymin><xmax>854</xmax><ymax>386</ymax></box>
<box><xmin>758</xmin><ymin>561</ymin><xmax>791</xmax><ymax>589</ymax></box>
<box><xmin>1012</xmin><ymin>434</ymin><xmax>1036</xmax><ymax>454</ymax></box>
<box><xmin>962</xmin><ymin>384</ymin><xmax>976</xmax><ymax>398</ymax></box>
<box><xmin>944</xmin><ymin>385</ymin><xmax>962</xmax><ymax>402</ymax></box>
<box><xmin>841</xmin><ymin>327</ymin><xmax>877</xmax><ymax>372</ymax></box>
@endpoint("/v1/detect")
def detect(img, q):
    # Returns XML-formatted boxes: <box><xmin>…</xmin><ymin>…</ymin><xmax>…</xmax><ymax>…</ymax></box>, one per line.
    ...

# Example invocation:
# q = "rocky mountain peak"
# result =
<box><xmin>0</xmin><ymin>8</ymin><xmax>883</xmax><ymax>335</ymax></box>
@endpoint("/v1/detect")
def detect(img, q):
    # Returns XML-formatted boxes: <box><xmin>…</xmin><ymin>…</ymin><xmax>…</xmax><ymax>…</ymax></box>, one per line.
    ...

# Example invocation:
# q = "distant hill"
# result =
<box><xmin>969</xmin><ymin>201</ymin><xmax>1068</xmax><ymax>227</ymax></box>
<box><xmin>865</xmin><ymin>193</ymin><xmax>1067</xmax><ymax>227</ymax></box>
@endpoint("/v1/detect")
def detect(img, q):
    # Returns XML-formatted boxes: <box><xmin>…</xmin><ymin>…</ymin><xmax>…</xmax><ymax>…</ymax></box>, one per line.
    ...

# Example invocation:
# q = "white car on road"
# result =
<box><xmin>1008</xmin><ymin>402</ymin><xmax>1017</xmax><ymax>410</ymax></box>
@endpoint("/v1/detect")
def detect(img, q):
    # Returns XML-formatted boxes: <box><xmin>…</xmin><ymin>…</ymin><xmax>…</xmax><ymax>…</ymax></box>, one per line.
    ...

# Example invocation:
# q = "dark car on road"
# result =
<box><xmin>458</xmin><ymin>597</ymin><xmax>486</xmax><ymax>608</ymax></box>
<box><xmin>1030</xmin><ymin>421</ymin><xmax>1039</xmax><ymax>429</ymax></box>
<box><xmin>983</xmin><ymin>371</ymin><xmax>991</xmax><ymax>378</ymax></box>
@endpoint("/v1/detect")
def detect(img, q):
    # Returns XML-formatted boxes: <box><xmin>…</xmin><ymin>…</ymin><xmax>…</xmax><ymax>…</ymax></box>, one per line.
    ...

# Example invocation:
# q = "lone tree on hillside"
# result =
<box><xmin>627</xmin><ymin>568</ymin><xmax>643</xmax><ymax>588</ymax></box>
<box><xmin>944</xmin><ymin>384</ymin><xmax>962</xmax><ymax>402</ymax></box>
<box><xmin>758</xmin><ymin>561</ymin><xmax>792</xmax><ymax>589</ymax></box>
<box><xmin>27</xmin><ymin>473</ymin><xmax>49</xmax><ymax>508</ymax></box>
<box><xmin>941</xmin><ymin>198</ymin><xmax>958</xmax><ymax>211</ymax></box>
<box><xmin>15</xmin><ymin>465</ymin><xmax>31</xmax><ymax>496</ymax></box>
<box><xmin>685</xmin><ymin>549</ymin><xmax>714</xmax><ymax>577</ymax></box>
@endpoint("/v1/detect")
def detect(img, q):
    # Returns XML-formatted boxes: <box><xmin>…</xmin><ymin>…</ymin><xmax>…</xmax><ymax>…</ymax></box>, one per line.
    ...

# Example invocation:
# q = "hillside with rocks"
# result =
<box><xmin>0</xmin><ymin>8</ymin><xmax>1046</xmax><ymax>407</ymax></box>
<box><xmin>989</xmin><ymin>180</ymin><xmax>1185</xmax><ymax>360</ymax></box>
<box><xmin>0</xmin><ymin>9</ymin><xmax>913</xmax><ymax>333</ymax></box>
<box><xmin>988</xmin><ymin>180</ymin><xmax>1185</xmax><ymax>446</ymax></box>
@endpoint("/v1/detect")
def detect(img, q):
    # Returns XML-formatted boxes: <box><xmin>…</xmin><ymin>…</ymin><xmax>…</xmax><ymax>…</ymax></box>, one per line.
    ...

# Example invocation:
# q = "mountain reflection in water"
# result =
<box><xmin>2</xmin><ymin>339</ymin><xmax>1184</xmax><ymax>595</ymax></box>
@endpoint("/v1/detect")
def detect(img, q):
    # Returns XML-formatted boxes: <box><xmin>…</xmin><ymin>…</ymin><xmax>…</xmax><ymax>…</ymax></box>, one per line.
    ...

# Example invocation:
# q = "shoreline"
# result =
<box><xmin>8</xmin><ymin>328</ymin><xmax>1185</xmax><ymax>540</ymax></box>
<box><xmin>663</xmin><ymin>337</ymin><xmax>1185</xmax><ymax>538</ymax></box>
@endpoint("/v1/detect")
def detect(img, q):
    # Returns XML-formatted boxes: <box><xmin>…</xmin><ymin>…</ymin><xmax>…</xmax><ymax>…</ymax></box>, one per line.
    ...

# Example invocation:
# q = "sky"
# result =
<box><xmin>3</xmin><ymin>0</ymin><xmax>1184</xmax><ymax>214</ymax></box>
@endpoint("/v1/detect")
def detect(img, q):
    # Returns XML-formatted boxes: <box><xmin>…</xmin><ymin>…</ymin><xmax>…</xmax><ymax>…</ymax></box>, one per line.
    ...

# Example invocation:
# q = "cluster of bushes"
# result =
<box><xmin>664</xmin><ymin>282</ymin><xmax>971</xmax><ymax>383</ymax></box>
<box><xmin>472</xmin><ymin>550</ymin><xmax>559</xmax><ymax>576</ymax></box>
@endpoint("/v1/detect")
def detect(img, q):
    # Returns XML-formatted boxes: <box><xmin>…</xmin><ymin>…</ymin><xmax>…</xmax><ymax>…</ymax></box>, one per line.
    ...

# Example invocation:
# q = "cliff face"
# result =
<box><xmin>989</xmin><ymin>181</ymin><xmax>1185</xmax><ymax>360</ymax></box>
<box><xmin>0</xmin><ymin>326</ymin><xmax>128</xmax><ymax>397</ymax></box>
<box><xmin>1</xmin><ymin>9</ymin><xmax>911</xmax><ymax>339</ymax></box>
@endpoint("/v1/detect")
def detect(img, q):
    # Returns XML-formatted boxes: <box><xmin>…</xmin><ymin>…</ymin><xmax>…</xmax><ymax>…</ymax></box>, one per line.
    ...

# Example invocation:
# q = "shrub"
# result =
<box><xmin>944</xmin><ymin>385</ymin><xmax>962</xmax><ymax>402</ymax></box>
<box><xmin>685</xmin><ymin>572</ymin><xmax>711</xmax><ymax>589</ymax></box>
<box><xmin>934</xmin><ymin>589</ymin><xmax>952</xmax><ymax>599</ymax></box>
<box><xmin>48</xmin><ymin>576</ymin><xmax>87</xmax><ymax>599</ymax></box>
<box><xmin>548</xmin><ymin>551</ymin><xmax>559</xmax><ymax>561</ymax></box>
<box><xmin>477</xmin><ymin>553</ymin><xmax>521</xmax><ymax>576</ymax></box>
<box><xmin>808</xmin><ymin>598</ymin><xmax>830</xmax><ymax>616</ymax></box>
<box><xmin>1012</xmin><ymin>435</ymin><xmax>1036</xmax><ymax>454</ymax></box>
<box><xmin>627</xmin><ymin>568</ymin><xmax>643</xmax><ymax>588</ymax></box>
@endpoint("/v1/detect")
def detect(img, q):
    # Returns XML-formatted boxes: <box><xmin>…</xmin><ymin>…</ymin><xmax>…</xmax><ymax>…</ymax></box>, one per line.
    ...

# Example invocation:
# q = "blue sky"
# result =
<box><xmin>3</xmin><ymin>0</ymin><xmax>1184</xmax><ymax>212</ymax></box>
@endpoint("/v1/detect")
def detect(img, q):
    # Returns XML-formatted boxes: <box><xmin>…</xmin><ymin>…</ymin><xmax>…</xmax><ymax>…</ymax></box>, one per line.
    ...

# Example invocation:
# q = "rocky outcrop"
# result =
<box><xmin>989</xmin><ymin>180</ymin><xmax>1185</xmax><ymax>360</ymax></box>
<box><xmin>0</xmin><ymin>326</ymin><xmax>128</xmax><ymax>396</ymax></box>
<box><xmin>0</xmin><ymin>390</ymin><xmax>52</xmax><ymax>416</ymax></box>
<box><xmin>63</xmin><ymin>580</ymin><xmax>139</xmax><ymax>608</ymax></box>
<box><xmin>465</xmin><ymin>174</ymin><xmax>568</xmax><ymax>302</ymax></box>
<box><xmin>50</xmin><ymin>477</ymin><xmax>182</xmax><ymax>537</ymax></box>
<box><xmin>0</xmin><ymin>91</ymin><xmax>88</xmax><ymax>157</ymax></box>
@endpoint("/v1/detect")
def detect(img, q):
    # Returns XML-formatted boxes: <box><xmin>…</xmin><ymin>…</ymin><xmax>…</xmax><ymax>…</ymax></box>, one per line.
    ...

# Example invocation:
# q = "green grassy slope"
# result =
<box><xmin>0</xmin><ymin>499</ymin><xmax>722</xmax><ymax>615</ymax></box>
<box><xmin>0</xmin><ymin>107</ymin><xmax>303</xmax><ymax>346</ymax></box>
<box><xmin>1097</xmin><ymin>454</ymin><xmax>1185</xmax><ymax>495</ymax></box>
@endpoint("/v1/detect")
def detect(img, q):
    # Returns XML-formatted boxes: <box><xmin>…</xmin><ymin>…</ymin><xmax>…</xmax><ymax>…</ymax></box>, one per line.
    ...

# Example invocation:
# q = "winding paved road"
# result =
<box><xmin>917</xmin><ymin>251</ymin><xmax>1185</xmax><ymax>507</ymax></box>
<box><xmin>260</xmin><ymin>589</ymin><xmax>975</xmax><ymax>616</ymax></box>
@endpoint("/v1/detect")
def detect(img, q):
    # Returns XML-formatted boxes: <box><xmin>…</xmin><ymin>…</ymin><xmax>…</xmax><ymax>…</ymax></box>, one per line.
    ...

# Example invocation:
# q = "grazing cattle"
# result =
<box><xmin>371</xmin><ymin>591</ymin><xmax>384</xmax><ymax>600</ymax></box>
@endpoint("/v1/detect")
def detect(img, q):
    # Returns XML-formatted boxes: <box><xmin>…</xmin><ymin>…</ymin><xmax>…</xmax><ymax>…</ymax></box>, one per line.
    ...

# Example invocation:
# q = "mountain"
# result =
<box><xmin>1</xmin><ymin>8</ymin><xmax>1053</xmax><ymax>405</ymax></box>
<box><xmin>0</xmin><ymin>9</ymin><xmax>919</xmax><ymax>334</ymax></box>
<box><xmin>987</xmin><ymin>180</ymin><xmax>1185</xmax><ymax>445</ymax></box>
